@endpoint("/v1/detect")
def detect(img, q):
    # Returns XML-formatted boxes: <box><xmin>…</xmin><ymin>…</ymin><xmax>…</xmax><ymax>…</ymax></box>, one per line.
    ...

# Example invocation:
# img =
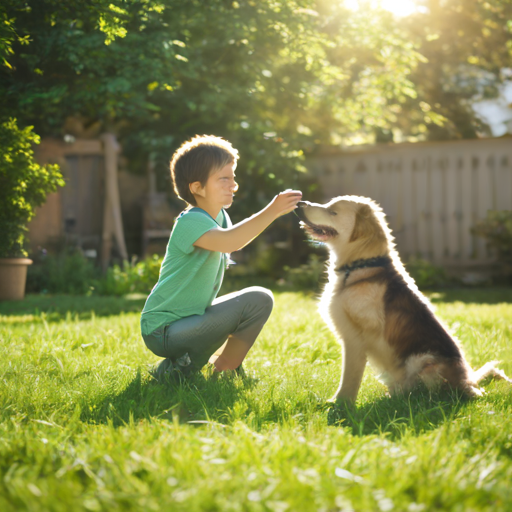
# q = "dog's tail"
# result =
<box><xmin>471</xmin><ymin>361</ymin><xmax>512</xmax><ymax>385</ymax></box>
<box><xmin>438</xmin><ymin>359</ymin><xmax>511</xmax><ymax>398</ymax></box>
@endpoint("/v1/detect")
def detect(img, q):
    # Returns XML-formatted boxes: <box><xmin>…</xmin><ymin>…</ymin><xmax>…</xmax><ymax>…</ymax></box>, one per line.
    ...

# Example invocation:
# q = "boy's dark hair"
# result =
<box><xmin>170</xmin><ymin>135</ymin><xmax>239</xmax><ymax>206</ymax></box>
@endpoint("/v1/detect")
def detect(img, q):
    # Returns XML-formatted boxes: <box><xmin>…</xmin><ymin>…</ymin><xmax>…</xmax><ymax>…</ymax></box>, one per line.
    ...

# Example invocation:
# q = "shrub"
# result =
<box><xmin>281</xmin><ymin>253</ymin><xmax>327</xmax><ymax>290</ymax></box>
<box><xmin>0</xmin><ymin>118</ymin><xmax>64</xmax><ymax>257</ymax></box>
<box><xmin>27</xmin><ymin>251</ymin><xmax>164</xmax><ymax>296</ymax></box>
<box><xmin>472</xmin><ymin>210</ymin><xmax>512</xmax><ymax>278</ymax></box>
<box><xmin>95</xmin><ymin>255</ymin><xmax>163</xmax><ymax>296</ymax></box>
<box><xmin>405</xmin><ymin>257</ymin><xmax>451</xmax><ymax>289</ymax></box>
<box><xmin>27</xmin><ymin>248</ymin><xmax>99</xmax><ymax>295</ymax></box>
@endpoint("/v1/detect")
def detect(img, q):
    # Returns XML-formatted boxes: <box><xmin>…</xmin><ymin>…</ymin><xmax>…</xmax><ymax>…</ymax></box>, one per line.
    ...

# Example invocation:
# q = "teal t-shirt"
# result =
<box><xmin>140</xmin><ymin>207</ymin><xmax>231</xmax><ymax>336</ymax></box>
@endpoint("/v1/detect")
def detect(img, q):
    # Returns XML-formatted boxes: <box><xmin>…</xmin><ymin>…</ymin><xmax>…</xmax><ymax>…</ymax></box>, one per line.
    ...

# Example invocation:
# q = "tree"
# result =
<box><xmin>1</xmin><ymin>1</ymin><xmax>422</xmax><ymax>216</ymax></box>
<box><xmin>397</xmin><ymin>0</ymin><xmax>512</xmax><ymax>141</ymax></box>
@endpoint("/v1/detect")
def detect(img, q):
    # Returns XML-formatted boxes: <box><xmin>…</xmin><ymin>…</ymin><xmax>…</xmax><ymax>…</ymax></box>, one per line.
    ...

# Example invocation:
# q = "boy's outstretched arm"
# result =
<box><xmin>193</xmin><ymin>190</ymin><xmax>302</xmax><ymax>253</ymax></box>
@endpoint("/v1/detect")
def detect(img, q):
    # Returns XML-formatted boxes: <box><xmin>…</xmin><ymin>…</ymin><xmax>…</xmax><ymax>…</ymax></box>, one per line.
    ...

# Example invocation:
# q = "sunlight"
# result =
<box><xmin>345</xmin><ymin>0</ymin><xmax>420</xmax><ymax>17</ymax></box>
<box><xmin>381</xmin><ymin>0</ymin><xmax>418</xmax><ymax>17</ymax></box>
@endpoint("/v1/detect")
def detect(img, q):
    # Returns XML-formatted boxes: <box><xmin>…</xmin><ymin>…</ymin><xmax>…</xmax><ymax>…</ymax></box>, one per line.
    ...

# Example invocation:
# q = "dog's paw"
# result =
<box><xmin>326</xmin><ymin>396</ymin><xmax>347</xmax><ymax>406</ymax></box>
<box><xmin>326</xmin><ymin>395</ymin><xmax>357</xmax><ymax>409</ymax></box>
<box><xmin>467</xmin><ymin>386</ymin><xmax>485</xmax><ymax>398</ymax></box>
<box><xmin>494</xmin><ymin>368</ymin><xmax>512</xmax><ymax>384</ymax></box>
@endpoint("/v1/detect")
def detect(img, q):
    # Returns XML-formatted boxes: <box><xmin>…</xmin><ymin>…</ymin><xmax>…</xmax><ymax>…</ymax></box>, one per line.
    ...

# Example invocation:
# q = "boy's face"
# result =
<box><xmin>192</xmin><ymin>162</ymin><xmax>239</xmax><ymax>209</ymax></box>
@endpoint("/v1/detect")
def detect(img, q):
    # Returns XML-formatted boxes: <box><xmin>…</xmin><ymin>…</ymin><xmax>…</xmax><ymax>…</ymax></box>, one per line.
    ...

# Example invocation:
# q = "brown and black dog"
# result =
<box><xmin>296</xmin><ymin>196</ymin><xmax>512</xmax><ymax>403</ymax></box>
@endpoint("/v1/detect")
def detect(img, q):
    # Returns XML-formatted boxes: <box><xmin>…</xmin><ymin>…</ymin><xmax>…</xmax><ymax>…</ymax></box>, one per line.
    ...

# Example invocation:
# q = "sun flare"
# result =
<box><xmin>345</xmin><ymin>0</ymin><xmax>420</xmax><ymax>17</ymax></box>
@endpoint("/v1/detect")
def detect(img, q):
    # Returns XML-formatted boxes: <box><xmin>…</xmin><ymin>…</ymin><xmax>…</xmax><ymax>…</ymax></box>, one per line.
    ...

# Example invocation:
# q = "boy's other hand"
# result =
<box><xmin>270</xmin><ymin>189</ymin><xmax>302</xmax><ymax>218</ymax></box>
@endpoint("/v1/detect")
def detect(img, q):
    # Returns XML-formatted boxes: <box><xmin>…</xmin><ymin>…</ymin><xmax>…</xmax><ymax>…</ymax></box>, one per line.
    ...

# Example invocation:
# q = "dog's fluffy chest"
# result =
<box><xmin>320</xmin><ymin>274</ymin><xmax>386</xmax><ymax>335</ymax></box>
<box><xmin>320</xmin><ymin>275</ymin><xmax>398</xmax><ymax>372</ymax></box>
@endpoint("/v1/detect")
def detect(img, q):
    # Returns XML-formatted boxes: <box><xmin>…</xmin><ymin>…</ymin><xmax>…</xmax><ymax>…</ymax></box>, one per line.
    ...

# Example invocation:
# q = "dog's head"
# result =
<box><xmin>296</xmin><ymin>196</ymin><xmax>391</xmax><ymax>259</ymax></box>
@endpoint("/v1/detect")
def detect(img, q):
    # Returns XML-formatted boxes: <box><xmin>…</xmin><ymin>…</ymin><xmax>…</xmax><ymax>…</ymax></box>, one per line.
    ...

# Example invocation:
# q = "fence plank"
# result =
<box><xmin>345</xmin><ymin>157</ymin><xmax>356</xmax><ymax>195</ymax></box>
<box><xmin>401</xmin><ymin>151</ymin><xmax>415</xmax><ymax>258</ymax></box>
<box><xmin>459</xmin><ymin>151</ymin><xmax>474</xmax><ymax>260</ymax></box>
<box><xmin>496</xmin><ymin>153</ymin><xmax>511</xmax><ymax>211</ymax></box>
<box><xmin>415</xmin><ymin>156</ymin><xmax>430</xmax><ymax>259</ymax></box>
<box><xmin>365</xmin><ymin>154</ymin><xmax>379</xmax><ymax>201</ymax></box>
<box><xmin>476</xmin><ymin>151</ymin><xmax>494</xmax><ymax>258</ymax></box>
<box><xmin>335</xmin><ymin>159</ymin><xmax>346</xmax><ymax>196</ymax></box>
<box><xmin>446</xmin><ymin>154</ymin><xmax>459</xmax><ymax>258</ymax></box>
<box><xmin>431</xmin><ymin>152</ymin><xmax>445</xmax><ymax>263</ymax></box>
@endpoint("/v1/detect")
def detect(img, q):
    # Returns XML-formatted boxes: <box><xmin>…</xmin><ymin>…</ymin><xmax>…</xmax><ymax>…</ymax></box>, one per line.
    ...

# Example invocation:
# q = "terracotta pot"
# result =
<box><xmin>0</xmin><ymin>258</ymin><xmax>33</xmax><ymax>301</ymax></box>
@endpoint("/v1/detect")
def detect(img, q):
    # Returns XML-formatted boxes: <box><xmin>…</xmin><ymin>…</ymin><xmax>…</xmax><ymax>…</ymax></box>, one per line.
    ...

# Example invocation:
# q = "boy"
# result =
<box><xmin>141</xmin><ymin>135</ymin><xmax>302</xmax><ymax>381</ymax></box>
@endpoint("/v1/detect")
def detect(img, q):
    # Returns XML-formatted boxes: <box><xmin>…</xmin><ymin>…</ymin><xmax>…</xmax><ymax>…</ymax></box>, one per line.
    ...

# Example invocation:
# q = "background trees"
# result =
<box><xmin>1</xmin><ymin>1</ymin><xmax>421</xmax><ymax>215</ymax></box>
<box><xmin>397</xmin><ymin>0</ymin><xmax>512</xmax><ymax>141</ymax></box>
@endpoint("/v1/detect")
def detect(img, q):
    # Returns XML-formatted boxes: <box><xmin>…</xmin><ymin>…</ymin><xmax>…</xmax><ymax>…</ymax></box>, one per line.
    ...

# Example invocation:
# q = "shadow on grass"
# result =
<box><xmin>327</xmin><ymin>388</ymin><xmax>469</xmax><ymax>438</ymax></box>
<box><xmin>85</xmin><ymin>370</ymin><xmax>259</xmax><ymax>427</ymax></box>
<box><xmin>0</xmin><ymin>294</ymin><xmax>147</xmax><ymax>321</ymax></box>
<box><xmin>426</xmin><ymin>287</ymin><xmax>512</xmax><ymax>305</ymax></box>
<box><xmin>81</xmin><ymin>368</ymin><xmax>476</xmax><ymax>437</ymax></box>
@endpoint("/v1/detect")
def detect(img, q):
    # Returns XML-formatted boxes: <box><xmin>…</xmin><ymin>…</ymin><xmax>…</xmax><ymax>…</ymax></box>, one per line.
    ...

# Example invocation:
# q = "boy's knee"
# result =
<box><xmin>248</xmin><ymin>286</ymin><xmax>274</xmax><ymax>312</ymax></box>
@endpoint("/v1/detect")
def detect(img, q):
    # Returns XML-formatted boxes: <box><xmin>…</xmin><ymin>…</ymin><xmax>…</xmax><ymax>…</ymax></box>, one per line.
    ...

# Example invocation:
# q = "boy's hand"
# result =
<box><xmin>269</xmin><ymin>189</ymin><xmax>302</xmax><ymax>218</ymax></box>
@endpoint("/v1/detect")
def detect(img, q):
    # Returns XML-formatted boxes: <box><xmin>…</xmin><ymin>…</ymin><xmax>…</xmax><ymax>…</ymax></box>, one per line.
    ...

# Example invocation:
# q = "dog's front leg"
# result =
<box><xmin>331</xmin><ymin>339</ymin><xmax>367</xmax><ymax>403</ymax></box>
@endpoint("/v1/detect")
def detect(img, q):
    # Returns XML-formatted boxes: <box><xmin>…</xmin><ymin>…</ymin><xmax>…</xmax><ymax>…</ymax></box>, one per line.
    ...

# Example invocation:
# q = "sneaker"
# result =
<box><xmin>150</xmin><ymin>358</ymin><xmax>179</xmax><ymax>383</ymax></box>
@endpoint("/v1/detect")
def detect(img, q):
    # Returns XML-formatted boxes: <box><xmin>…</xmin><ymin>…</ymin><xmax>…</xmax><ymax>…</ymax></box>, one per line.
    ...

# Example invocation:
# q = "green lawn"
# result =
<box><xmin>1</xmin><ymin>289</ymin><xmax>512</xmax><ymax>512</ymax></box>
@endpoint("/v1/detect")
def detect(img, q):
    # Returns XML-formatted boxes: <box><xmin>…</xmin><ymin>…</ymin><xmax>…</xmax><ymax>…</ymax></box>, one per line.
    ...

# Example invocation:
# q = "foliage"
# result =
<box><xmin>396</xmin><ymin>0</ymin><xmax>512</xmax><ymax>141</ymax></box>
<box><xmin>1</xmin><ymin>291</ymin><xmax>512</xmax><ymax>510</ymax></box>
<box><xmin>26</xmin><ymin>248</ymin><xmax>98</xmax><ymax>295</ymax></box>
<box><xmin>472</xmin><ymin>210</ymin><xmax>512</xmax><ymax>277</ymax></box>
<box><xmin>0</xmin><ymin>0</ymin><xmax>423</xmax><ymax>219</ymax></box>
<box><xmin>281</xmin><ymin>253</ymin><xmax>327</xmax><ymax>290</ymax></box>
<box><xmin>95</xmin><ymin>254</ymin><xmax>163</xmax><ymax>296</ymax></box>
<box><xmin>27</xmin><ymin>250</ymin><xmax>163</xmax><ymax>296</ymax></box>
<box><xmin>0</xmin><ymin>118</ymin><xmax>64</xmax><ymax>258</ymax></box>
<box><xmin>26</xmin><ymin>248</ymin><xmax>462</xmax><ymax>297</ymax></box>
<box><xmin>1</xmin><ymin>1</ymin><xmax>511</xmax><ymax>199</ymax></box>
<box><xmin>406</xmin><ymin>257</ymin><xmax>452</xmax><ymax>289</ymax></box>
<box><xmin>27</xmin><ymin>248</ymin><xmax>323</xmax><ymax>296</ymax></box>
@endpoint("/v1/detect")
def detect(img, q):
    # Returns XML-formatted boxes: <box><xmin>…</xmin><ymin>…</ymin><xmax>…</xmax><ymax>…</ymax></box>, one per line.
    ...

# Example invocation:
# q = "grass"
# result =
<box><xmin>1</xmin><ymin>288</ymin><xmax>512</xmax><ymax>511</ymax></box>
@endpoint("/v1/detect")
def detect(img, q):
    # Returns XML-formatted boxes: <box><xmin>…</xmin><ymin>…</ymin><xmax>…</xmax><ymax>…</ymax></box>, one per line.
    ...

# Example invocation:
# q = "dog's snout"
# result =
<box><xmin>297</xmin><ymin>201</ymin><xmax>310</xmax><ymax>208</ymax></box>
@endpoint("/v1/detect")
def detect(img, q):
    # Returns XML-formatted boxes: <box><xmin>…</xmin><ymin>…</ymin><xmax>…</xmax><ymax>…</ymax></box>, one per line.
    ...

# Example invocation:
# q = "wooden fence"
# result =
<box><xmin>306</xmin><ymin>137</ymin><xmax>512</xmax><ymax>268</ymax></box>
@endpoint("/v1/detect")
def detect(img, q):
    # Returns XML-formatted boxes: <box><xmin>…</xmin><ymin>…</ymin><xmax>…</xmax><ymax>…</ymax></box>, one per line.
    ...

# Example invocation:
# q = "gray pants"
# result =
<box><xmin>142</xmin><ymin>286</ymin><xmax>274</xmax><ymax>374</ymax></box>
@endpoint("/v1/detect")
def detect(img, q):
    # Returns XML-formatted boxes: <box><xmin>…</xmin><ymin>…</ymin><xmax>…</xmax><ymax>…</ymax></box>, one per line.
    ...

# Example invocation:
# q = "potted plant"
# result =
<box><xmin>0</xmin><ymin>118</ymin><xmax>64</xmax><ymax>300</ymax></box>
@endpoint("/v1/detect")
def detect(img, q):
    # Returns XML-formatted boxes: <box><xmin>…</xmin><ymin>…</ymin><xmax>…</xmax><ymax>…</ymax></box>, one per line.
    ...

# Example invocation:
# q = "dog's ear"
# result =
<box><xmin>350</xmin><ymin>204</ymin><xmax>374</xmax><ymax>242</ymax></box>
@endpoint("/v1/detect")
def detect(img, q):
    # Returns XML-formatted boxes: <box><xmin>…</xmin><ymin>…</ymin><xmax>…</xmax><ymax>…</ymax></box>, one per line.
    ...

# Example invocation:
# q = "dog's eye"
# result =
<box><xmin>328</xmin><ymin>210</ymin><xmax>338</xmax><ymax>216</ymax></box>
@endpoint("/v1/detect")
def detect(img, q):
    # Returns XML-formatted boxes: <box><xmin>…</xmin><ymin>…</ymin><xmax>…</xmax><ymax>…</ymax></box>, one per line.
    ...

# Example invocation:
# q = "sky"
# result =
<box><xmin>473</xmin><ymin>80</ymin><xmax>512</xmax><ymax>137</ymax></box>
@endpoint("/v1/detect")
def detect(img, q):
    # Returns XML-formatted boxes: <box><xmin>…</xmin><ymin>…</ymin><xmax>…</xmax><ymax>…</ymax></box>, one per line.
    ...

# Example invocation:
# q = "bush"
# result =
<box><xmin>26</xmin><ymin>249</ymin><xmax>459</xmax><ymax>296</ymax></box>
<box><xmin>472</xmin><ymin>210</ymin><xmax>512</xmax><ymax>278</ymax></box>
<box><xmin>27</xmin><ymin>248</ymin><xmax>99</xmax><ymax>295</ymax></box>
<box><xmin>405</xmin><ymin>257</ymin><xmax>452</xmax><ymax>289</ymax></box>
<box><xmin>280</xmin><ymin>254</ymin><xmax>454</xmax><ymax>292</ymax></box>
<box><xmin>0</xmin><ymin>118</ymin><xmax>64</xmax><ymax>257</ymax></box>
<box><xmin>281</xmin><ymin>253</ymin><xmax>327</xmax><ymax>291</ymax></box>
<box><xmin>27</xmin><ymin>251</ymin><xmax>164</xmax><ymax>296</ymax></box>
<box><xmin>95</xmin><ymin>255</ymin><xmax>163</xmax><ymax>296</ymax></box>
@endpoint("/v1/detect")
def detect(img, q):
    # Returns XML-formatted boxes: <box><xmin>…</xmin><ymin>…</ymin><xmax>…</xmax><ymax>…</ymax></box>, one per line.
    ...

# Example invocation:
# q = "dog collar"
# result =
<box><xmin>336</xmin><ymin>256</ymin><xmax>392</xmax><ymax>287</ymax></box>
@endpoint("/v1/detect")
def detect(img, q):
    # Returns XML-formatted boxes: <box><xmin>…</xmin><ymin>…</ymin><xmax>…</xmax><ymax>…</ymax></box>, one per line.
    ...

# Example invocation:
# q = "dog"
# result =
<box><xmin>296</xmin><ymin>196</ymin><xmax>512</xmax><ymax>403</ymax></box>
